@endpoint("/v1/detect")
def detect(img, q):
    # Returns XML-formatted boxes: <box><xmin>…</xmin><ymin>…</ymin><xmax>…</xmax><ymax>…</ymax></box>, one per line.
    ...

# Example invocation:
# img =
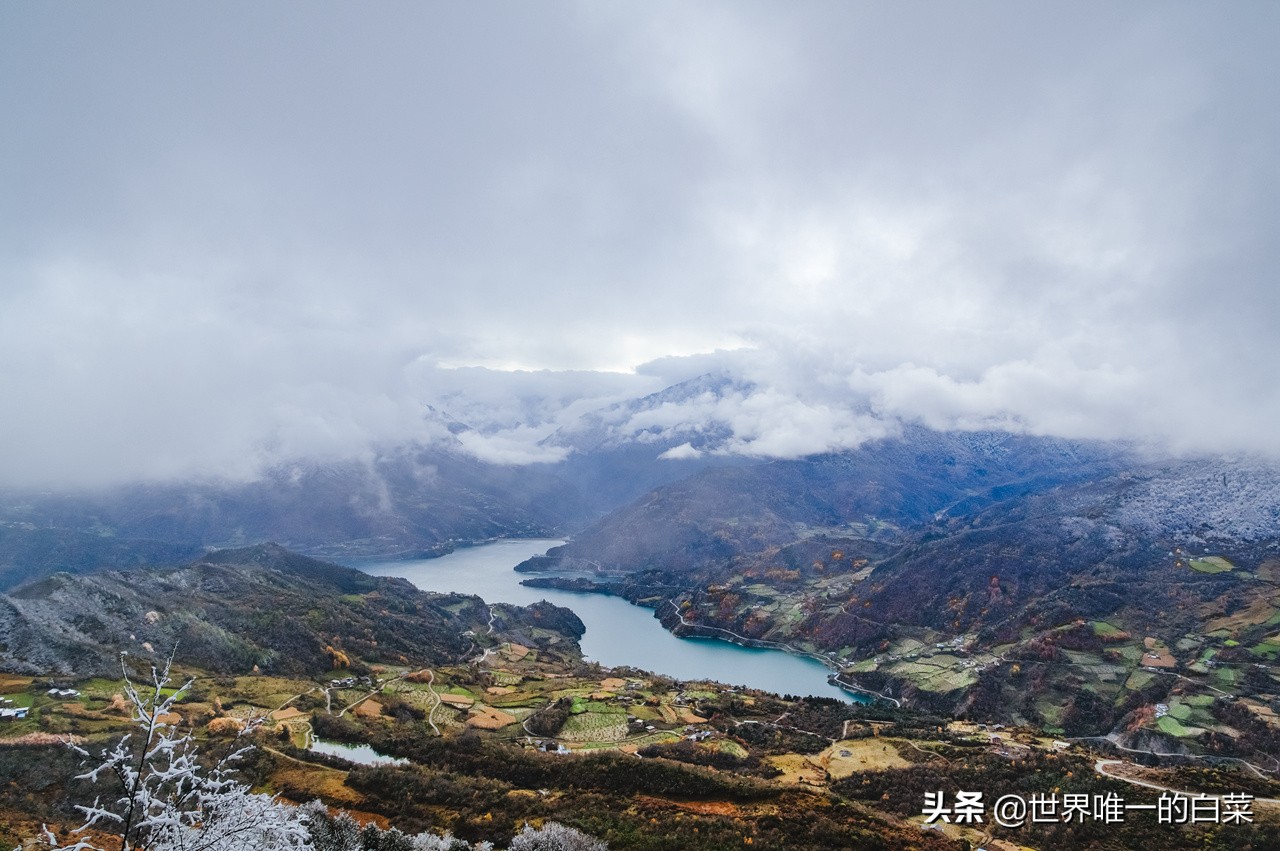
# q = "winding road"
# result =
<box><xmin>1094</xmin><ymin>759</ymin><xmax>1280</xmax><ymax>806</ymax></box>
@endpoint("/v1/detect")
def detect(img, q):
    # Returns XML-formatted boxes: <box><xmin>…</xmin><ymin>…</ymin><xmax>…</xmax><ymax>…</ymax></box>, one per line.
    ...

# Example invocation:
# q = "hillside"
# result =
<box><xmin>0</xmin><ymin>525</ymin><xmax>202</xmax><ymax>592</ymax></box>
<box><xmin>526</xmin><ymin>428</ymin><xmax>1131</xmax><ymax>575</ymax></box>
<box><xmin>515</xmin><ymin>441</ymin><xmax>1280</xmax><ymax>761</ymax></box>
<box><xmin>0</xmin><ymin>543</ymin><xmax>584</xmax><ymax>678</ymax></box>
<box><xmin>0</xmin><ymin>444</ymin><xmax>590</xmax><ymax>564</ymax></box>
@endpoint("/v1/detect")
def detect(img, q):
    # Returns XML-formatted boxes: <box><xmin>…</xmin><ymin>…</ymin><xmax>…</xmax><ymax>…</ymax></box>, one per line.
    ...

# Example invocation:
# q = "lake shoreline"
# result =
<box><xmin>360</xmin><ymin>538</ymin><xmax>859</xmax><ymax>702</ymax></box>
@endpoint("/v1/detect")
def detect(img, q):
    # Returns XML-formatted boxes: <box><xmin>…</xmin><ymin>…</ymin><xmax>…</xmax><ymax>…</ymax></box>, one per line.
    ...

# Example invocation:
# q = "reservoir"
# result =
<box><xmin>361</xmin><ymin>538</ymin><xmax>859</xmax><ymax>702</ymax></box>
<box><xmin>309</xmin><ymin>737</ymin><xmax>407</xmax><ymax>766</ymax></box>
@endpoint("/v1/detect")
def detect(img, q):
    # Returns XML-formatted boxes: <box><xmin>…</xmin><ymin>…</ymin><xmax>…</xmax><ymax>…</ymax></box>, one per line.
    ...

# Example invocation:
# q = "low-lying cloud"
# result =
<box><xmin>2</xmin><ymin>2</ymin><xmax>1277</xmax><ymax>488</ymax></box>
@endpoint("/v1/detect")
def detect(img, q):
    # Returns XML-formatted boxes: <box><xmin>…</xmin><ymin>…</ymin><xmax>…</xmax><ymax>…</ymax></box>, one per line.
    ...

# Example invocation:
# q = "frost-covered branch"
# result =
<box><xmin>34</xmin><ymin>655</ymin><xmax>311</xmax><ymax>851</ymax></box>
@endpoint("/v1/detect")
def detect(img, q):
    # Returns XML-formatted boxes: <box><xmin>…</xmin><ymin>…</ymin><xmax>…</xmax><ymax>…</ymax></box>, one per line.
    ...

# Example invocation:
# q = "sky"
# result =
<box><xmin>2</xmin><ymin>2</ymin><xmax>1279</xmax><ymax>487</ymax></box>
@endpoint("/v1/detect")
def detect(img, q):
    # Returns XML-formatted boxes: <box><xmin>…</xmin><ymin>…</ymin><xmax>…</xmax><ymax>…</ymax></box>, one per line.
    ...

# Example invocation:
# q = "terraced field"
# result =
<box><xmin>558</xmin><ymin>710</ymin><xmax>629</xmax><ymax>742</ymax></box>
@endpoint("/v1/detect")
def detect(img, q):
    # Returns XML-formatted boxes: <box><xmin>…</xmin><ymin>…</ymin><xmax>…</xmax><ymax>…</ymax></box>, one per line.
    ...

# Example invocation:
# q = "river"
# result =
<box><xmin>360</xmin><ymin>538</ymin><xmax>860</xmax><ymax>702</ymax></box>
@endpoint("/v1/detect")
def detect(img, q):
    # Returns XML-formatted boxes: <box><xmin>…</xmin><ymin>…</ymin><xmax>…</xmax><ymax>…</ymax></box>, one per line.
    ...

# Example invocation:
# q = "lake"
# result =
<box><xmin>360</xmin><ymin>538</ymin><xmax>861</xmax><ymax>702</ymax></box>
<box><xmin>309</xmin><ymin>737</ymin><xmax>407</xmax><ymax>766</ymax></box>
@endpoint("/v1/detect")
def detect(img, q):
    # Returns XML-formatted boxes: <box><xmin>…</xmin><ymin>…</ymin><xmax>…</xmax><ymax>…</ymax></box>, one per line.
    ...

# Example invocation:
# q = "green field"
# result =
<box><xmin>559</xmin><ymin>711</ymin><xmax>629</xmax><ymax>742</ymax></box>
<box><xmin>1157</xmin><ymin>715</ymin><xmax>1195</xmax><ymax>737</ymax></box>
<box><xmin>1124</xmin><ymin>670</ymin><xmax>1155</xmax><ymax>690</ymax></box>
<box><xmin>1249</xmin><ymin>641</ymin><xmax>1280</xmax><ymax>660</ymax></box>
<box><xmin>1189</xmin><ymin>556</ymin><xmax>1234</xmax><ymax>574</ymax></box>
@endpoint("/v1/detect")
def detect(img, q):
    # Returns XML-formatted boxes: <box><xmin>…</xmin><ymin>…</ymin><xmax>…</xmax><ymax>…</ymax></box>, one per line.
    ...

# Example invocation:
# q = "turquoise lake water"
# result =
<box><xmin>361</xmin><ymin>539</ymin><xmax>861</xmax><ymax>702</ymax></box>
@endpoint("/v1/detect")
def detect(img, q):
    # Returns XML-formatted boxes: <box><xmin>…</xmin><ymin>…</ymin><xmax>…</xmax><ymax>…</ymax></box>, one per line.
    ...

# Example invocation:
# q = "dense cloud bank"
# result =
<box><xmin>2</xmin><ymin>2</ymin><xmax>1277</xmax><ymax>486</ymax></box>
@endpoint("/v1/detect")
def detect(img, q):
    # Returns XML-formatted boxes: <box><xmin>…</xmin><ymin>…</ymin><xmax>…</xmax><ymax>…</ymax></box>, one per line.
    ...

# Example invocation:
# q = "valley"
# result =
<box><xmin>2</xmin><ymin>627</ymin><xmax>1278</xmax><ymax>850</ymax></box>
<box><xmin>1</xmin><ymin>427</ymin><xmax>1279</xmax><ymax>849</ymax></box>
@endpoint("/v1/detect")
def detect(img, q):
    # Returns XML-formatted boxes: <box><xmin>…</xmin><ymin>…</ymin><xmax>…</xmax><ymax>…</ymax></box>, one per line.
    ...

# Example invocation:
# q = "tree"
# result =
<box><xmin>507</xmin><ymin>824</ymin><xmax>605</xmax><ymax>851</ymax></box>
<box><xmin>35</xmin><ymin>655</ymin><xmax>312</xmax><ymax>851</ymax></box>
<box><xmin>28</xmin><ymin>655</ymin><xmax>607</xmax><ymax>851</ymax></box>
<box><xmin>299</xmin><ymin>802</ymin><xmax>481</xmax><ymax>851</ymax></box>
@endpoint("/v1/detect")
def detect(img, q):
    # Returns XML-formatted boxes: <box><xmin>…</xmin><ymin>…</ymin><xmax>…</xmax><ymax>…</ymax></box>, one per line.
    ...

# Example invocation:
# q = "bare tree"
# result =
<box><xmin>507</xmin><ymin>823</ymin><xmax>606</xmax><ymax>851</ymax></box>
<box><xmin>35</xmin><ymin>655</ymin><xmax>311</xmax><ymax>851</ymax></box>
<box><xmin>26</xmin><ymin>655</ymin><xmax>608</xmax><ymax>851</ymax></box>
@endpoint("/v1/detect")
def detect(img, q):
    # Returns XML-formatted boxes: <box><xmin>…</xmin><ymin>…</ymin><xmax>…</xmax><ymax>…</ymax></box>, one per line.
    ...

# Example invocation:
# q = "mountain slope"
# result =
<box><xmin>0</xmin><ymin>444</ymin><xmax>590</xmax><ymax>563</ymax></box>
<box><xmin>0</xmin><ymin>543</ymin><xmax>584</xmax><ymax>677</ymax></box>
<box><xmin>0</xmin><ymin>525</ymin><xmax>202</xmax><ymax>592</ymax></box>
<box><xmin>518</xmin><ymin>436</ymin><xmax>1280</xmax><ymax>752</ymax></box>
<box><xmin>532</xmin><ymin>427</ymin><xmax>1131</xmax><ymax>575</ymax></box>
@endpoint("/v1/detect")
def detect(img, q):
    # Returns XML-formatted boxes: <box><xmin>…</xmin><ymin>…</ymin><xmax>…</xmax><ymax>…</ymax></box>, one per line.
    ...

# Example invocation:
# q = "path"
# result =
<box><xmin>421</xmin><ymin>668</ymin><xmax>442</xmax><ymax>737</ymax></box>
<box><xmin>902</xmin><ymin>739</ymin><xmax>950</xmax><ymax>764</ymax></box>
<box><xmin>1072</xmin><ymin>734</ymin><xmax>1278</xmax><ymax>780</ymax></box>
<box><xmin>1094</xmin><ymin>759</ymin><xmax>1280</xmax><ymax>806</ymax></box>
<box><xmin>665</xmin><ymin>599</ymin><xmax>837</xmax><ymax>667</ymax></box>
<box><xmin>337</xmin><ymin>671</ymin><xmax>410</xmax><ymax>717</ymax></box>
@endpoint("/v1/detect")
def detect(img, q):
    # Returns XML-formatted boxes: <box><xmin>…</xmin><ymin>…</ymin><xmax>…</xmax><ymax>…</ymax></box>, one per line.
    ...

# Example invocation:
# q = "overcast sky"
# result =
<box><xmin>3</xmin><ymin>2</ymin><xmax>1278</xmax><ymax>486</ymax></box>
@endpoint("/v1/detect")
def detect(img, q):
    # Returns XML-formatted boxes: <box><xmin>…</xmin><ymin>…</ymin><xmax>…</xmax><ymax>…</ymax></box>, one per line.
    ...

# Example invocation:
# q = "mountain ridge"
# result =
<box><xmin>0</xmin><ymin>543</ymin><xmax>585</xmax><ymax>678</ymax></box>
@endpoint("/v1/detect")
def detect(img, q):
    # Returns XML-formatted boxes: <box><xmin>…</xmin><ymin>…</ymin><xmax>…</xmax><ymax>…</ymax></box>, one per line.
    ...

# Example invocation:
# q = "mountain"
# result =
<box><xmin>542</xmin><ymin>372</ymin><xmax>751</xmax><ymax>456</ymax></box>
<box><xmin>0</xmin><ymin>543</ymin><xmax>584</xmax><ymax>677</ymax></box>
<box><xmin>540</xmin><ymin>372</ymin><xmax>756</xmax><ymax>513</ymax></box>
<box><xmin>530</xmin><ymin>427</ymin><xmax>1132</xmax><ymax>576</ymax></box>
<box><xmin>517</xmin><ymin>434</ymin><xmax>1280</xmax><ymax>756</ymax></box>
<box><xmin>0</xmin><ymin>443</ymin><xmax>591</xmax><ymax>563</ymax></box>
<box><xmin>0</xmin><ymin>525</ymin><xmax>203</xmax><ymax>592</ymax></box>
<box><xmin>0</xmin><ymin>376</ymin><xmax>775</xmax><ymax>571</ymax></box>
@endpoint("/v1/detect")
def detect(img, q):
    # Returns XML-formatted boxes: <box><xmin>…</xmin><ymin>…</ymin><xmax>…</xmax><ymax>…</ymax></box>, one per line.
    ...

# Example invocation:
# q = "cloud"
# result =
<box><xmin>658</xmin><ymin>443</ymin><xmax>701</xmax><ymax>461</ymax></box>
<box><xmin>1</xmin><ymin>2</ymin><xmax>1278</xmax><ymax>486</ymax></box>
<box><xmin>454</xmin><ymin>430</ymin><xmax>571</xmax><ymax>466</ymax></box>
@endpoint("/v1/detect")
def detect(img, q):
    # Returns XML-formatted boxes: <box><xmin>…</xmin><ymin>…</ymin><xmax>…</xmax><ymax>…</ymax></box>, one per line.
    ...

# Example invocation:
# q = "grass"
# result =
<box><xmin>1157</xmin><ymin>715</ymin><xmax>1194</xmax><ymax>737</ymax></box>
<box><xmin>1062</xmin><ymin>650</ymin><xmax>1104</xmax><ymax>667</ymax></box>
<box><xmin>69</xmin><ymin>678</ymin><xmax>123</xmax><ymax>697</ymax></box>
<box><xmin>1036</xmin><ymin>699</ymin><xmax>1065</xmax><ymax>728</ymax></box>
<box><xmin>1249</xmin><ymin>642</ymin><xmax>1280</xmax><ymax>660</ymax></box>
<box><xmin>822</xmin><ymin>739</ymin><xmax>911</xmax><ymax>778</ymax></box>
<box><xmin>1092</xmin><ymin>621</ymin><xmax>1125</xmax><ymax>638</ymax></box>
<box><xmin>225</xmin><ymin>676</ymin><xmax>312</xmax><ymax>707</ymax></box>
<box><xmin>715</xmin><ymin>739</ymin><xmax>749</xmax><ymax>759</ymax></box>
<box><xmin>1112</xmin><ymin>644</ymin><xmax>1144</xmax><ymax>663</ymax></box>
<box><xmin>1189</xmin><ymin>556</ymin><xmax>1234</xmax><ymax>574</ymax></box>
<box><xmin>766</xmin><ymin>753</ymin><xmax>826</xmax><ymax>785</ymax></box>
<box><xmin>682</xmin><ymin>690</ymin><xmax>718</xmax><ymax>700</ymax></box>
<box><xmin>1124</xmin><ymin>671</ymin><xmax>1155</xmax><ymax>690</ymax></box>
<box><xmin>558</xmin><ymin>712</ymin><xmax>629</xmax><ymax>743</ymax></box>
